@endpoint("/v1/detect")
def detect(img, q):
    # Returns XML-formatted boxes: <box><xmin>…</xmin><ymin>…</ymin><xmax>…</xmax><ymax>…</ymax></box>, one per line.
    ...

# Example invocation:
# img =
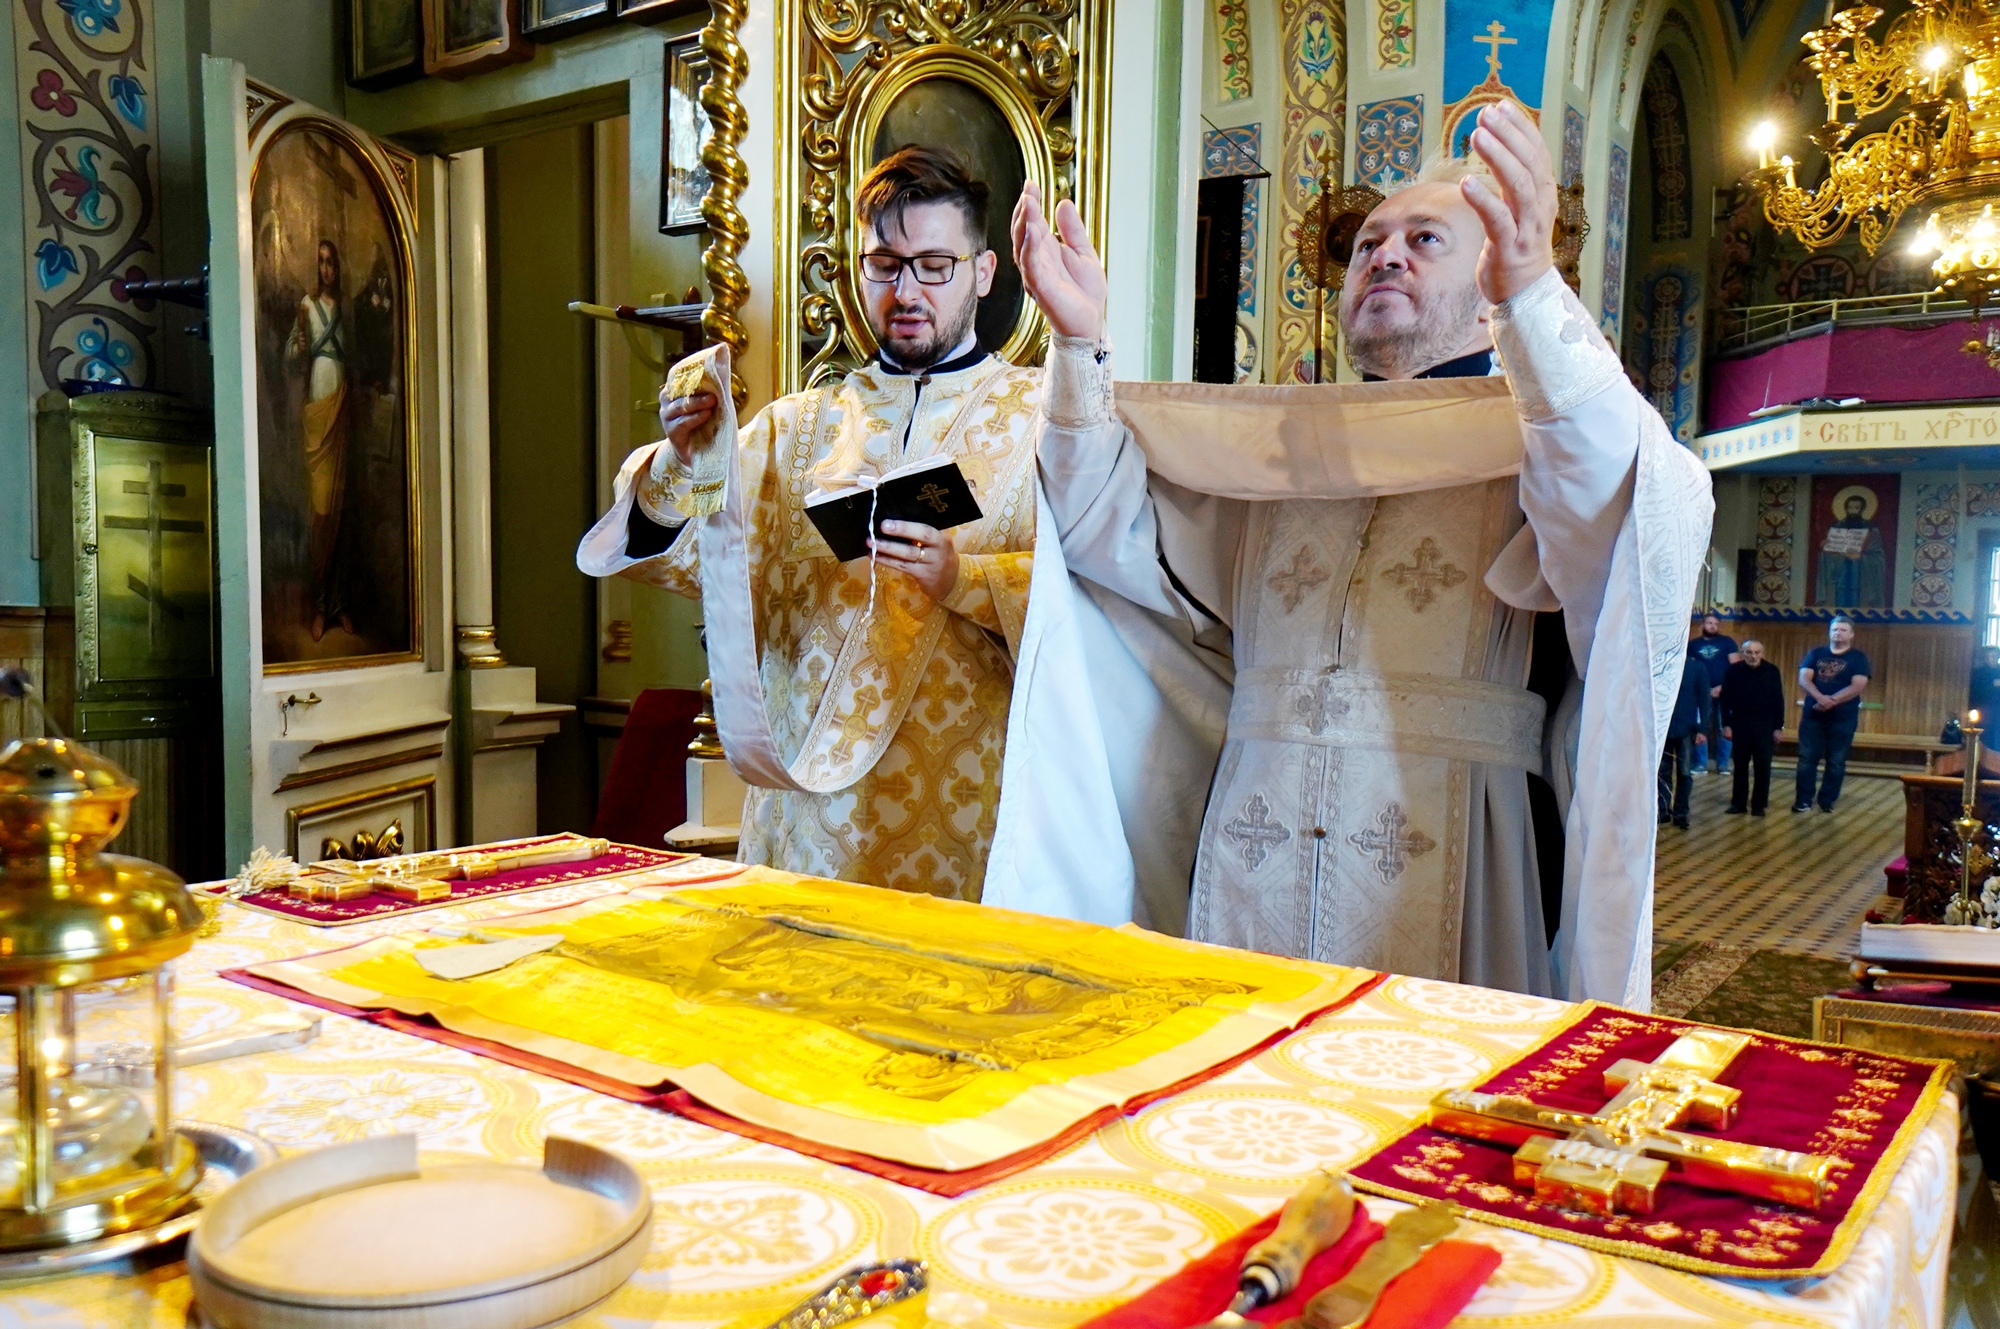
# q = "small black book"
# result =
<box><xmin>804</xmin><ymin>455</ymin><xmax>984</xmax><ymax>563</ymax></box>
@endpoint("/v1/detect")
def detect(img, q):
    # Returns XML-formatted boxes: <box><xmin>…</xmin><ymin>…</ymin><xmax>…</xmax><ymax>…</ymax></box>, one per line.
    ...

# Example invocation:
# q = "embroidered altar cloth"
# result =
<box><xmin>1349</xmin><ymin>1002</ymin><xmax>1951</xmax><ymax>1278</ymax></box>
<box><xmin>241</xmin><ymin>876</ymin><xmax>1372</xmax><ymax>1171</ymax></box>
<box><xmin>201</xmin><ymin>836</ymin><xmax>697</xmax><ymax>926</ymax></box>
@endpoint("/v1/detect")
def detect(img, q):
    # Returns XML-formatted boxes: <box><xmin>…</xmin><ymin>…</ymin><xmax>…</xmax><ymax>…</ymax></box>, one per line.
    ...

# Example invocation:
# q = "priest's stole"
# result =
<box><xmin>245</xmin><ymin>876</ymin><xmax>1372</xmax><ymax>1171</ymax></box>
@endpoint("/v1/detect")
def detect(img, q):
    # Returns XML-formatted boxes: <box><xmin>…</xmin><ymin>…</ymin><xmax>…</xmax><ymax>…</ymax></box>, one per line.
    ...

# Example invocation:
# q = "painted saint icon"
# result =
<box><xmin>1815</xmin><ymin>484</ymin><xmax>1889</xmax><ymax>608</ymax></box>
<box><xmin>252</xmin><ymin>122</ymin><xmax>417</xmax><ymax>671</ymax></box>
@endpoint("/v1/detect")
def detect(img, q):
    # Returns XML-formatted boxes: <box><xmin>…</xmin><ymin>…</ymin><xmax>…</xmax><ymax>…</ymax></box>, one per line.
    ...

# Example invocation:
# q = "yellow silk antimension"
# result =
<box><xmin>252</xmin><ymin>875</ymin><xmax>1372</xmax><ymax>1170</ymax></box>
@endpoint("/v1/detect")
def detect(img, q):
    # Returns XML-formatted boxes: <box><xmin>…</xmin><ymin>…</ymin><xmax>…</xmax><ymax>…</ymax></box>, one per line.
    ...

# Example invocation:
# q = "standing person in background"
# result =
<box><xmin>1720</xmin><ymin>639</ymin><xmax>1785</xmax><ymax>817</ymax></box>
<box><xmin>1660</xmin><ymin>655</ymin><xmax>1706</xmax><ymax>830</ymax></box>
<box><xmin>1970</xmin><ymin>645</ymin><xmax>2000</xmax><ymax>719</ymax></box>
<box><xmin>1795</xmin><ymin>615</ymin><xmax>1872</xmax><ymax>814</ymax></box>
<box><xmin>1687</xmin><ymin>612</ymin><xmax>1739</xmax><ymax>775</ymax></box>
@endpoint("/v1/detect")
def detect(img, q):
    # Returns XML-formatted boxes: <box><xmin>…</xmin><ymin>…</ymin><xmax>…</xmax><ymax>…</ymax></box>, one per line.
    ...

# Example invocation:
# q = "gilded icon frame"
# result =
<box><xmin>773</xmin><ymin>0</ymin><xmax>1111</xmax><ymax>393</ymax></box>
<box><xmin>835</xmin><ymin>48</ymin><xmax>1057</xmax><ymax>370</ymax></box>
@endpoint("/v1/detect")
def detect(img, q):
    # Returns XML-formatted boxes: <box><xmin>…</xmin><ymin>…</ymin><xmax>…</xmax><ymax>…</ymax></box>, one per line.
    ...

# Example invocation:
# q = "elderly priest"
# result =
<box><xmin>1013</xmin><ymin>100</ymin><xmax>1711</xmax><ymax>1005</ymax></box>
<box><xmin>579</xmin><ymin>146</ymin><xmax>1103</xmax><ymax>904</ymax></box>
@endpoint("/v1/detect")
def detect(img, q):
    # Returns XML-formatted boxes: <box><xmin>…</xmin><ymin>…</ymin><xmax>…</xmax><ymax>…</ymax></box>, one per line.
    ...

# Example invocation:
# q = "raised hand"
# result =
<box><xmin>1011</xmin><ymin>182</ymin><xmax>1106</xmax><ymax>341</ymax></box>
<box><xmin>1462</xmin><ymin>100</ymin><xmax>1558</xmax><ymax>305</ymax></box>
<box><xmin>659</xmin><ymin>388</ymin><xmax>718</xmax><ymax>467</ymax></box>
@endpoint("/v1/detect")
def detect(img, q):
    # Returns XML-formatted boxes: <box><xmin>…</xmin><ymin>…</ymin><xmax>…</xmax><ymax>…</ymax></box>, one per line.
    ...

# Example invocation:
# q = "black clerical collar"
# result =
<box><xmin>1362</xmin><ymin>348</ymin><xmax>1496</xmax><ymax>382</ymax></box>
<box><xmin>876</xmin><ymin>343</ymin><xmax>988</xmax><ymax>377</ymax></box>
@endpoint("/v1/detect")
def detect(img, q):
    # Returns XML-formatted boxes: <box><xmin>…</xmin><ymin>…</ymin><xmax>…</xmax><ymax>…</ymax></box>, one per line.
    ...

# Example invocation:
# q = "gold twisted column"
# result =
<box><xmin>698</xmin><ymin>0</ymin><xmax>750</xmax><ymax>405</ymax></box>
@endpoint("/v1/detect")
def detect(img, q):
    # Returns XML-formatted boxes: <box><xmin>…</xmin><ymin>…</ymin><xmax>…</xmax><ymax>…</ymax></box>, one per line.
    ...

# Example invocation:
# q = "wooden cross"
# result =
<box><xmin>1474</xmin><ymin>20</ymin><xmax>1516</xmax><ymax>79</ymax></box>
<box><xmin>1428</xmin><ymin>1027</ymin><xmax>1835</xmax><ymax>1216</ymax></box>
<box><xmin>101</xmin><ymin>460</ymin><xmax>202</xmax><ymax>648</ymax></box>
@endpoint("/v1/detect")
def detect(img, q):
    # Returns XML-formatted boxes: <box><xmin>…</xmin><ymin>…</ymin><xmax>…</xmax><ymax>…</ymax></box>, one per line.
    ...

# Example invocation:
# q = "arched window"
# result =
<box><xmin>1641</xmin><ymin>54</ymin><xmax>1692</xmax><ymax>243</ymax></box>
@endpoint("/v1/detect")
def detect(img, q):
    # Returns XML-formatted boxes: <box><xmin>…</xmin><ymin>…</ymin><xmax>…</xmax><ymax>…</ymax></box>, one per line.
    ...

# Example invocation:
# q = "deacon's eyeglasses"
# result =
<box><xmin>858</xmin><ymin>251</ymin><xmax>980</xmax><ymax>285</ymax></box>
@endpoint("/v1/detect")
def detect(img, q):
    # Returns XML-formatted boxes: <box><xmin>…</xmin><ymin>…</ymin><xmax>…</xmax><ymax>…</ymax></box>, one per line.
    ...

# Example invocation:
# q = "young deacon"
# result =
<box><xmin>579</xmin><ymin>147</ymin><xmax>1060</xmax><ymax>902</ymax></box>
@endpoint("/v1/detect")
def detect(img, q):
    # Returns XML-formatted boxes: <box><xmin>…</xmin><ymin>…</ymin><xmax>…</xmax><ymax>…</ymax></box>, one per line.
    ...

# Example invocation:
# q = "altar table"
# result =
<box><xmin>0</xmin><ymin>860</ymin><xmax>1958</xmax><ymax>1329</ymax></box>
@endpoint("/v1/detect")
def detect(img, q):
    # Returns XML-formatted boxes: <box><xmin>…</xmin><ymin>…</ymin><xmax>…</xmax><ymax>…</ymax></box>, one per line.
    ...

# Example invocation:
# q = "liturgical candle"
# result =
<box><xmin>1967</xmin><ymin>710</ymin><xmax>1983</xmax><ymax>808</ymax></box>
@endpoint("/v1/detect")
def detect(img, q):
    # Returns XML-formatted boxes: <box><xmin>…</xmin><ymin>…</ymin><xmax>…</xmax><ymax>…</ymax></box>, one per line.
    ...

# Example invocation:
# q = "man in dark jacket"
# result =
<box><xmin>1659</xmin><ymin>653</ymin><xmax>1705</xmax><ymax>829</ymax></box>
<box><xmin>1720</xmin><ymin>638</ymin><xmax>1786</xmax><ymax>816</ymax></box>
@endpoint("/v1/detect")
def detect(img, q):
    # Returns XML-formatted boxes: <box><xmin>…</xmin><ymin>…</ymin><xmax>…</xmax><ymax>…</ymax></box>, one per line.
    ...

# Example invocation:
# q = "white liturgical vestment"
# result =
<box><xmin>1036</xmin><ymin>269</ymin><xmax>1712</xmax><ymax>1006</ymax></box>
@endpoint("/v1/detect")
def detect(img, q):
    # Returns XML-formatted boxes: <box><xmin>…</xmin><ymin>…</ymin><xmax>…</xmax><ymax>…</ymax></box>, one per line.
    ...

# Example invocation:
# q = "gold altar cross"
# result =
<box><xmin>1474</xmin><ymin>20</ymin><xmax>1516</xmax><ymax>79</ymax></box>
<box><xmin>1427</xmin><ymin>1027</ymin><xmax>1836</xmax><ymax>1216</ymax></box>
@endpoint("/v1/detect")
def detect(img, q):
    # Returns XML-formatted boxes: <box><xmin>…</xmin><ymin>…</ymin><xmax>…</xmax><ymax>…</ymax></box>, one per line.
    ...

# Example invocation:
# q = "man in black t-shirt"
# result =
<box><xmin>1687</xmin><ymin>613</ymin><xmax>1740</xmax><ymax>774</ymax></box>
<box><xmin>1794</xmin><ymin>615</ymin><xmax>1872</xmax><ymax>814</ymax></box>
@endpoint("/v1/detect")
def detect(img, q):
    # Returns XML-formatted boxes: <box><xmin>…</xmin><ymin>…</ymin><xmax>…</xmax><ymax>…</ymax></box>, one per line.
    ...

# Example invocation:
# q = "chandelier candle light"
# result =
<box><xmin>1749</xmin><ymin>1</ymin><xmax>2000</xmax><ymax>314</ymax></box>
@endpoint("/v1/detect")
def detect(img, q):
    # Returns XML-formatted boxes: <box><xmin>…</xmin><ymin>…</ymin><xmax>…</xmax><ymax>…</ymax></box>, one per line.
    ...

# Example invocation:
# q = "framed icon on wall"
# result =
<box><xmin>661</xmin><ymin>36</ymin><xmax>712</xmax><ymax>235</ymax></box>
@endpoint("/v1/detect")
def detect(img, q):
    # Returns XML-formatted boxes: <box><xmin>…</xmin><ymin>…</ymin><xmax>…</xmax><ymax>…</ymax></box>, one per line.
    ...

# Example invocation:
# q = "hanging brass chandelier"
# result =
<box><xmin>1750</xmin><ymin>0</ymin><xmax>2000</xmax><ymax>309</ymax></box>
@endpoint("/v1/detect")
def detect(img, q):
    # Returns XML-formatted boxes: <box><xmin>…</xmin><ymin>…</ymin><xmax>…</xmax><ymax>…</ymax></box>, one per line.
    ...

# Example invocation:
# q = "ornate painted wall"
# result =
<box><xmin>11</xmin><ymin>0</ymin><xmax>162</xmax><ymax>392</ymax></box>
<box><xmin>1272</xmin><ymin>0</ymin><xmax>1345</xmax><ymax>384</ymax></box>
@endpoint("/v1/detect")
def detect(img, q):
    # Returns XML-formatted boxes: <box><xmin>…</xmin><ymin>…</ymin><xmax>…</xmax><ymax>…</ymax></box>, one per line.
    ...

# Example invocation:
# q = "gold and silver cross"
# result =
<box><xmin>1426</xmin><ymin>1027</ymin><xmax>1835</xmax><ymax>1216</ymax></box>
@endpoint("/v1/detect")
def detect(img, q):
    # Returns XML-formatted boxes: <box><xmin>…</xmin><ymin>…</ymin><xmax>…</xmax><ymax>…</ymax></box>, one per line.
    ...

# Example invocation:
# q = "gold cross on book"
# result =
<box><xmin>1426</xmin><ymin>1027</ymin><xmax>1835</xmax><ymax>1216</ymax></box>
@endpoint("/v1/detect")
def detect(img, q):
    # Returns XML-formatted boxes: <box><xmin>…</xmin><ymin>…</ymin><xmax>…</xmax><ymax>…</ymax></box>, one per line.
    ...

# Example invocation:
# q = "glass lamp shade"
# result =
<box><xmin>0</xmin><ymin>737</ymin><xmax>202</xmax><ymax>1248</ymax></box>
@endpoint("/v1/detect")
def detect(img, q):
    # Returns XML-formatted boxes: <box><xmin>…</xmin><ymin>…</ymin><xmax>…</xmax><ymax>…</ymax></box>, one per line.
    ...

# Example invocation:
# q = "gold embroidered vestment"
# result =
<box><xmin>625</xmin><ymin>359</ymin><xmax>1040</xmax><ymax>900</ymax></box>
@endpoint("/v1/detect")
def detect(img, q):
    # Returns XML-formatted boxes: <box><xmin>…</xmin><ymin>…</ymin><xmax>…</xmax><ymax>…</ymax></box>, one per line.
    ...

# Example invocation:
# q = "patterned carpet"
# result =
<box><xmin>1649</xmin><ymin>766</ymin><xmax>1903</xmax><ymax>1037</ymax></box>
<box><xmin>1653</xmin><ymin>766</ymin><xmax>1903</xmax><ymax>960</ymax></box>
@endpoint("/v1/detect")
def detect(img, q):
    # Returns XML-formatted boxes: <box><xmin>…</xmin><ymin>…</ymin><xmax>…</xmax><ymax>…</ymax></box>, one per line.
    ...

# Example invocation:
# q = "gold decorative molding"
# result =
<box><xmin>775</xmin><ymin>0</ymin><xmax>1111</xmax><ymax>394</ymax></box>
<box><xmin>601</xmin><ymin>618</ymin><xmax>633</xmax><ymax>663</ymax></box>
<box><xmin>285</xmin><ymin>775</ymin><xmax>436</xmax><ymax>863</ymax></box>
<box><xmin>454</xmin><ymin>624</ymin><xmax>508</xmax><ymax>669</ymax></box>
<box><xmin>699</xmin><ymin>0</ymin><xmax>752</xmax><ymax>402</ymax></box>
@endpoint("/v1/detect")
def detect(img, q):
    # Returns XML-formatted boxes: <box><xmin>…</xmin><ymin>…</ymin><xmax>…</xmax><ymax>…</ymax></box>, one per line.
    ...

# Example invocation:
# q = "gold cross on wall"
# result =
<box><xmin>1474</xmin><ymin>20</ymin><xmax>1516</xmax><ymax>78</ymax></box>
<box><xmin>101</xmin><ymin>459</ymin><xmax>202</xmax><ymax>648</ymax></box>
<box><xmin>1428</xmin><ymin>1027</ymin><xmax>1836</xmax><ymax>1216</ymax></box>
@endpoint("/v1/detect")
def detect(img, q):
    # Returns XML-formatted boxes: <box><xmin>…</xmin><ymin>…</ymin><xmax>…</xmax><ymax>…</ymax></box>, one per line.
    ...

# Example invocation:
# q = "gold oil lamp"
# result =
<box><xmin>0</xmin><ymin>731</ymin><xmax>202</xmax><ymax>1249</ymax></box>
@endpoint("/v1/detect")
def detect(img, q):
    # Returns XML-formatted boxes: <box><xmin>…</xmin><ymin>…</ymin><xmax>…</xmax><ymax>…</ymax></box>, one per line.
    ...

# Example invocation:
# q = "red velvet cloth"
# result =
<box><xmin>591</xmin><ymin>687</ymin><xmax>705</xmax><ymax>848</ymax></box>
<box><xmin>1348</xmin><ymin>1003</ymin><xmax>1948</xmax><ymax>1277</ymax></box>
<box><xmin>200</xmin><ymin>840</ymin><xmax>690</xmax><ymax>926</ymax></box>
<box><xmin>1076</xmin><ymin>1208</ymin><xmax>1501</xmax><ymax>1329</ymax></box>
<box><xmin>220</xmin><ymin>967</ymin><xmax>1386</xmax><ymax>1197</ymax></box>
<box><xmin>1705</xmin><ymin>319</ymin><xmax>2000</xmax><ymax>431</ymax></box>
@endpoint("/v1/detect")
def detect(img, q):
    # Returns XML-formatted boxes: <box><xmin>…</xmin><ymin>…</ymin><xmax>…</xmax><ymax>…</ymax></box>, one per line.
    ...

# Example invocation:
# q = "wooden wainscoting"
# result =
<box><xmin>1716</xmin><ymin>620</ymin><xmax>1974</xmax><ymax>738</ymax></box>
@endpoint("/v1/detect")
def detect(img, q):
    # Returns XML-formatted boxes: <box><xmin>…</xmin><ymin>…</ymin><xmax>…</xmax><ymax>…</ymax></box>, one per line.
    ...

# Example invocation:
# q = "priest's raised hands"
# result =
<box><xmin>1012</xmin><ymin>182</ymin><xmax>1106</xmax><ymax>342</ymax></box>
<box><xmin>1461</xmin><ymin>100</ymin><xmax>1558</xmax><ymax>305</ymax></box>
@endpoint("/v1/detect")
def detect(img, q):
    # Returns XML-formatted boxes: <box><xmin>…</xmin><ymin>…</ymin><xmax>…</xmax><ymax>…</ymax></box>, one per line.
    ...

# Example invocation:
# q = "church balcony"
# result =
<box><xmin>1707</xmin><ymin>291</ymin><xmax>2000</xmax><ymax>433</ymax></box>
<box><xmin>1693</xmin><ymin>398</ymin><xmax>2000</xmax><ymax>473</ymax></box>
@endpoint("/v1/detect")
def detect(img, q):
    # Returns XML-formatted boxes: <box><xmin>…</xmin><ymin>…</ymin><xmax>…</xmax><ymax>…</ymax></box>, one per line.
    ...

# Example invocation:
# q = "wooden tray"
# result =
<box><xmin>188</xmin><ymin>1135</ymin><xmax>649</xmax><ymax>1329</ymax></box>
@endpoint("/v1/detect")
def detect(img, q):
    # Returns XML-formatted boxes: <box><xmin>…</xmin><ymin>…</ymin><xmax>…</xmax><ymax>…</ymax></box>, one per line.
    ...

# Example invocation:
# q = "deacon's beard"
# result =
<box><xmin>874</xmin><ymin>293</ymin><xmax>979</xmax><ymax>370</ymax></box>
<box><xmin>1341</xmin><ymin>280</ymin><xmax>1486</xmax><ymax>379</ymax></box>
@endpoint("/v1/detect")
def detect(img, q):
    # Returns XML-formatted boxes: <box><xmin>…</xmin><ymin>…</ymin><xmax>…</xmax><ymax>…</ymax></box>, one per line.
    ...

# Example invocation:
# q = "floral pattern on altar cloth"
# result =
<box><xmin>0</xmin><ymin>856</ymin><xmax>1961</xmax><ymax>1329</ymax></box>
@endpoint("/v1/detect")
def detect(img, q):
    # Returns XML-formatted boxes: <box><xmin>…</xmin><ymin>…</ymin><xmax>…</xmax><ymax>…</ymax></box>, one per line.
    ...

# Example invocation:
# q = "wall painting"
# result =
<box><xmin>1807</xmin><ymin>474</ymin><xmax>1900</xmax><ymax>610</ymax></box>
<box><xmin>251</xmin><ymin>122</ymin><xmax>418</xmax><ymax>671</ymax></box>
<box><xmin>12</xmin><ymin>0</ymin><xmax>163</xmax><ymax>391</ymax></box>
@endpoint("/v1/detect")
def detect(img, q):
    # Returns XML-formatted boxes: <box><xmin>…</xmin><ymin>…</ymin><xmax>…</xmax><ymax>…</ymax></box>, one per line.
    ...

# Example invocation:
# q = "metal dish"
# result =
<box><xmin>0</xmin><ymin>1121</ymin><xmax>278</xmax><ymax>1281</ymax></box>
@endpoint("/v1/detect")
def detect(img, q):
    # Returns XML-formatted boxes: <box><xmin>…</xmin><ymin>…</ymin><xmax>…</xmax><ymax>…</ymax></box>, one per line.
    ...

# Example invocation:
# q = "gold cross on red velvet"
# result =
<box><xmin>1427</xmin><ymin>1027</ymin><xmax>1836</xmax><ymax>1216</ymax></box>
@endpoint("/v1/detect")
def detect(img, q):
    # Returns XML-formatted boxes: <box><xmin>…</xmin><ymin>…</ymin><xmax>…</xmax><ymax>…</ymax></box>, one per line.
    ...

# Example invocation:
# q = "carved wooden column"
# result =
<box><xmin>448</xmin><ymin>149</ymin><xmax>506</xmax><ymax>669</ymax></box>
